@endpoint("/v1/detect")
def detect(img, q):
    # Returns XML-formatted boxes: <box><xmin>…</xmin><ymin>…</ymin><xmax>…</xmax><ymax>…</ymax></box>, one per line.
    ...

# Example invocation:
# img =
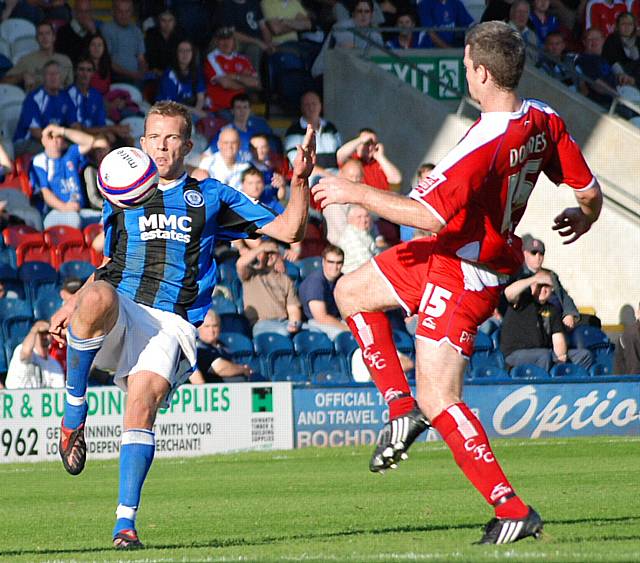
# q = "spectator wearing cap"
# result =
<box><xmin>298</xmin><ymin>245</ymin><xmax>348</xmax><ymax>340</ymax></box>
<box><xmin>512</xmin><ymin>235</ymin><xmax>580</xmax><ymax>330</ymax></box>
<box><xmin>5</xmin><ymin>320</ymin><xmax>65</xmax><ymax>389</ymax></box>
<box><xmin>501</xmin><ymin>269</ymin><xmax>592</xmax><ymax>372</ymax></box>
<box><xmin>214</xmin><ymin>0</ymin><xmax>275</xmax><ymax>72</ymax></box>
<box><xmin>203</xmin><ymin>26</ymin><xmax>260</xmax><ymax>112</ymax></box>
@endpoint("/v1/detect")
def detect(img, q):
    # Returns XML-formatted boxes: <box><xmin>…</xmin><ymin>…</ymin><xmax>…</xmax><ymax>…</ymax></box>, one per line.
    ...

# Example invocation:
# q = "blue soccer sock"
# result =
<box><xmin>113</xmin><ymin>429</ymin><xmax>156</xmax><ymax>536</ymax></box>
<box><xmin>64</xmin><ymin>328</ymin><xmax>105</xmax><ymax>429</ymax></box>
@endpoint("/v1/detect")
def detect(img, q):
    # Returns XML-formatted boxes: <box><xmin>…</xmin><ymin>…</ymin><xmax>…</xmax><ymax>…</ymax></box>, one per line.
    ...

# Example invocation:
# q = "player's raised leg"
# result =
<box><xmin>112</xmin><ymin>371</ymin><xmax>169</xmax><ymax>549</ymax></box>
<box><xmin>60</xmin><ymin>281</ymin><xmax>119</xmax><ymax>475</ymax></box>
<box><xmin>414</xmin><ymin>339</ymin><xmax>543</xmax><ymax>544</ymax></box>
<box><xmin>335</xmin><ymin>261</ymin><xmax>429</xmax><ymax>472</ymax></box>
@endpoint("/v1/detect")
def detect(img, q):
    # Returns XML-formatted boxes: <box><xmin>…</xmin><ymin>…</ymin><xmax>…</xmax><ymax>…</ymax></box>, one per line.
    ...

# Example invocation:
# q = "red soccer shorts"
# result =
<box><xmin>372</xmin><ymin>237</ymin><xmax>506</xmax><ymax>357</ymax></box>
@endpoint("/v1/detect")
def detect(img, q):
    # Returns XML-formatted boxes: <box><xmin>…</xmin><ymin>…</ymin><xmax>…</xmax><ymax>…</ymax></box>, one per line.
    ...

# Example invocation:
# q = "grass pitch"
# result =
<box><xmin>0</xmin><ymin>436</ymin><xmax>638</xmax><ymax>562</ymax></box>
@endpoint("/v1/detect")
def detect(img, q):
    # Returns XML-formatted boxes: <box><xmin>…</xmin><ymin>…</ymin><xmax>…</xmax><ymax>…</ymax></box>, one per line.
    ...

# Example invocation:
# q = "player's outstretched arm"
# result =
<box><xmin>312</xmin><ymin>177</ymin><xmax>444</xmax><ymax>233</ymax></box>
<box><xmin>259</xmin><ymin>125</ymin><xmax>315</xmax><ymax>243</ymax></box>
<box><xmin>552</xmin><ymin>182</ymin><xmax>603</xmax><ymax>244</ymax></box>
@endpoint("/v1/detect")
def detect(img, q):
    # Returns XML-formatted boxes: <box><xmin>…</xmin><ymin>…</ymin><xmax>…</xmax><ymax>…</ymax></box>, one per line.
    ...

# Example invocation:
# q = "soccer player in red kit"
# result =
<box><xmin>311</xmin><ymin>20</ymin><xmax>602</xmax><ymax>544</ymax></box>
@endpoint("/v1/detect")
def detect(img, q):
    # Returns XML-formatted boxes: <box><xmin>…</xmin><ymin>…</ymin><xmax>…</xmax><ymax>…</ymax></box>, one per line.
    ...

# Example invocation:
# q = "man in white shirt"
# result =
<box><xmin>5</xmin><ymin>320</ymin><xmax>65</xmax><ymax>389</ymax></box>
<box><xmin>193</xmin><ymin>126</ymin><xmax>249</xmax><ymax>188</ymax></box>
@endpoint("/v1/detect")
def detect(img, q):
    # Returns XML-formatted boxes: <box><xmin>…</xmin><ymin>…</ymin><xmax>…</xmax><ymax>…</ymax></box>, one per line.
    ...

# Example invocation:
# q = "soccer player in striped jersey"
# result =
<box><xmin>50</xmin><ymin>101</ymin><xmax>316</xmax><ymax>549</ymax></box>
<box><xmin>312</xmin><ymin>21</ymin><xmax>602</xmax><ymax>544</ymax></box>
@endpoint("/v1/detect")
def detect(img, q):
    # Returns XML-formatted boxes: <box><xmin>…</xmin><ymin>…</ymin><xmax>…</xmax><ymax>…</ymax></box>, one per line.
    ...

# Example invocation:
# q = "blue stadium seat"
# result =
<box><xmin>219</xmin><ymin>332</ymin><xmax>253</xmax><ymax>355</ymax></box>
<box><xmin>0</xmin><ymin>246</ymin><xmax>17</xmax><ymax>269</ymax></box>
<box><xmin>2</xmin><ymin>314</ymin><xmax>33</xmax><ymax>341</ymax></box>
<box><xmin>393</xmin><ymin>329</ymin><xmax>414</xmax><ymax>356</ymax></box>
<box><xmin>470</xmin><ymin>350</ymin><xmax>506</xmax><ymax>370</ymax></box>
<box><xmin>293</xmin><ymin>330</ymin><xmax>345</xmax><ymax>381</ymax></box>
<box><xmin>0</xmin><ymin>262</ymin><xmax>18</xmax><ymax>279</ymax></box>
<box><xmin>293</xmin><ymin>330</ymin><xmax>332</xmax><ymax>353</ymax></box>
<box><xmin>468</xmin><ymin>366</ymin><xmax>510</xmax><ymax>380</ymax></box>
<box><xmin>473</xmin><ymin>331</ymin><xmax>493</xmax><ymax>354</ymax></box>
<box><xmin>254</xmin><ymin>332</ymin><xmax>304</xmax><ymax>381</ymax></box>
<box><xmin>490</xmin><ymin>327</ymin><xmax>501</xmax><ymax>351</ymax></box>
<box><xmin>549</xmin><ymin>363</ymin><xmax>590</xmax><ymax>378</ymax></box>
<box><xmin>33</xmin><ymin>290</ymin><xmax>63</xmax><ymax>320</ymax></box>
<box><xmin>59</xmin><ymin>260</ymin><xmax>95</xmax><ymax>281</ymax></box>
<box><xmin>218</xmin><ymin>331</ymin><xmax>263</xmax><ymax>379</ymax></box>
<box><xmin>298</xmin><ymin>256</ymin><xmax>322</xmax><ymax>280</ymax></box>
<box><xmin>0</xmin><ymin>332</ymin><xmax>6</xmax><ymax>373</ymax></box>
<box><xmin>210</xmin><ymin>294</ymin><xmax>238</xmax><ymax>314</ymax></box>
<box><xmin>570</xmin><ymin>325</ymin><xmax>610</xmax><ymax>350</ymax></box>
<box><xmin>3</xmin><ymin>336</ymin><xmax>22</xmax><ymax>370</ymax></box>
<box><xmin>218</xmin><ymin>313</ymin><xmax>251</xmax><ymax>338</ymax></box>
<box><xmin>590</xmin><ymin>362</ymin><xmax>613</xmax><ymax>376</ymax></box>
<box><xmin>334</xmin><ymin>331</ymin><xmax>358</xmax><ymax>376</ymax></box>
<box><xmin>311</xmin><ymin>371</ymin><xmax>352</xmax><ymax>385</ymax></box>
<box><xmin>216</xmin><ymin>261</ymin><xmax>239</xmax><ymax>285</ymax></box>
<box><xmin>18</xmin><ymin>260</ymin><xmax>57</xmax><ymax>282</ymax></box>
<box><xmin>19</xmin><ymin>261</ymin><xmax>58</xmax><ymax>303</ymax></box>
<box><xmin>510</xmin><ymin>364</ymin><xmax>550</xmax><ymax>380</ymax></box>
<box><xmin>0</xmin><ymin>298</ymin><xmax>32</xmax><ymax>319</ymax></box>
<box><xmin>0</xmin><ymin>279</ymin><xmax>26</xmax><ymax>300</ymax></box>
<box><xmin>284</xmin><ymin>260</ymin><xmax>300</xmax><ymax>284</ymax></box>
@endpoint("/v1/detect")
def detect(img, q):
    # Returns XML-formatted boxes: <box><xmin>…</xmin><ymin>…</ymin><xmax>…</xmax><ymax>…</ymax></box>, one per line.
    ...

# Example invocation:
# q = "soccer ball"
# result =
<box><xmin>97</xmin><ymin>147</ymin><xmax>159</xmax><ymax>209</ymax></box>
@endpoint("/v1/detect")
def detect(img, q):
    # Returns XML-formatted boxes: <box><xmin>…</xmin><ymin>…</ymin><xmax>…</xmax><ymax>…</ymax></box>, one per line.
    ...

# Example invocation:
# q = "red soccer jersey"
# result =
<box><xmin>203</xmin><ymin>49</ymin><xmax>256</xmax><ymax>111</ymax></box>
<box><xmin>409</xmin><ymin>99</ymin><xmax>595</xmax><ymax>275</ymax></box>
<box><xmin>585</xmin><ymin>0</ymin><xmax>627</xmax><ymax>36</ymax></box>
<box><xmin>350</xmin><ymin>154</ymin><xmax>390</xmax><ymax>191</ymax></box>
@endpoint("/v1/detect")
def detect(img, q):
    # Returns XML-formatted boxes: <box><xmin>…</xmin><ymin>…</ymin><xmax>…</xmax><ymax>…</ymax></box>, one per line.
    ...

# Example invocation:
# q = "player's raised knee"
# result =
<box><xmin>76</xmin><ymin>281</ymin><xmax>118</xmax><ymax>320</ymax></box>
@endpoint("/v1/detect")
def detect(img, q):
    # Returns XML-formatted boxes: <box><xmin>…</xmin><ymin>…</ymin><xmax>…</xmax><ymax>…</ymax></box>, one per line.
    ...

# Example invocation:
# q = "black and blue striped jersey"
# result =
<box><xmin>96</xmin><ymin>173</ymin><xmax>277</xmax><ymax>325</ymax></box>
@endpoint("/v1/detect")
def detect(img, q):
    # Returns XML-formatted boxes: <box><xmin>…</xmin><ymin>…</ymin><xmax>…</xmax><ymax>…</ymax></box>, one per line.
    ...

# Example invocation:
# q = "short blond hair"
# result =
<box><xmin>144</xmin><ymin>101</ymin><xmax>192</xmax><ymax>139</ymax></box>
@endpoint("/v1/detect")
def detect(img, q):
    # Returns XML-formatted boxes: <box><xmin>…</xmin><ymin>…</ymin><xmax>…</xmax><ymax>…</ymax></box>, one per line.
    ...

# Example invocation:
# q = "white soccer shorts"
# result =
<box><xmin>93</xmin><ymin>293</ymin><xmax>197</xmax><ymax>408</ymax></box>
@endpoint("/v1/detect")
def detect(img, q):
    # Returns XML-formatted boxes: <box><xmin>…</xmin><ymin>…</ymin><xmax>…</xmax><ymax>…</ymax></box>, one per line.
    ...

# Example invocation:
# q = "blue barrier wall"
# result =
<box><xmin>293</xmin><ymin>379</ymin><xmax>640</xmax><ymax>448</ymax></box>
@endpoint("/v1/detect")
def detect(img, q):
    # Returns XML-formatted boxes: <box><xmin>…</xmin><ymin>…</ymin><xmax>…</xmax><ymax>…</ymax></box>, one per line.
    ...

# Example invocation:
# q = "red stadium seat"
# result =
<box><xmin>3</xmin><ymin>224</ymin><xmax>42</xmax><ymax>248</ymax></box>
<box><xmin>44</xmin><ymin>225</ymin><xmax>84</xmax><ymax>247</ymax></box>
<box><xmin>15</xmin><ymin>240</ymin><xmax>53</xmax><ymax>267</ymax></box>
<box><xmin>83</xmin><ymin>222</ymin><xmax>103</xmax><ymax>247</ymax></box>
<box><xmin>14</xmin><ymin>153</ymin><xmax>33</xmax><ymax>198</ymax></box>
<box><xmin>54</xmin><ymin>240</ymin><xmax>92</xmax><ymax>269</ymax></box>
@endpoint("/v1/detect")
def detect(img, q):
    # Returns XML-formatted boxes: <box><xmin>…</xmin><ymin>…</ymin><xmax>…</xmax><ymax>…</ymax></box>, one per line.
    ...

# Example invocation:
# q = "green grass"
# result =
<box><xmin>0</xmin><ymin>436</ymin><xmax>639</xmax><ymax>562</ymax></box>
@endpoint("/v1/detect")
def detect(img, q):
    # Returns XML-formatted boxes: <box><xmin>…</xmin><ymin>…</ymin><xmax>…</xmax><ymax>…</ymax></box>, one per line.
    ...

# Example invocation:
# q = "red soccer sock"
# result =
<box><xmin>347</xmin><ymin>312</ymin><xmax>415</xmax><ymax>419</ymax></box>
<box><xmin>431</xmin><ymin>402</ymin><xmax>529</xmax><ymax>519</ymax></box>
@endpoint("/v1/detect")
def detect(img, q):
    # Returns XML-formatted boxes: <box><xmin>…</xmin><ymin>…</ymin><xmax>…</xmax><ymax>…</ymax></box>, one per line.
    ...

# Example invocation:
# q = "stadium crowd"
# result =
<box><xmin>0</xmin><ymin>0</ymin><xmax>637</xmax><ymax>388</ymax></box>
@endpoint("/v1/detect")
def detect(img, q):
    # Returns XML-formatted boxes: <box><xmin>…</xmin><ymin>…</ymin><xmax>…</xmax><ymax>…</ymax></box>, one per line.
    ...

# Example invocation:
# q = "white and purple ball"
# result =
<box><xmin>97</xmin><ymin>147</ymin><xmax>159</xmax><ymax>209</ymax></box>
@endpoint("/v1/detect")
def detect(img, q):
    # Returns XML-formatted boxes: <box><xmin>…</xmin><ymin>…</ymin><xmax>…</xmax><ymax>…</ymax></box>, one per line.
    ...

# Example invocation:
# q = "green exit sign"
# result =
<box><xmin>371</xmin><ymin>55</ymin><xmax>465</xmax><ymax>100</ymax></box>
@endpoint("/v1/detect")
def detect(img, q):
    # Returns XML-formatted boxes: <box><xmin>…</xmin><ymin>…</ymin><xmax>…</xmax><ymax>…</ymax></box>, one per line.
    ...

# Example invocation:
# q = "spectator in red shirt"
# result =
<box><xmin>336</xmin><ymin>128</ymin><xmax>402</xmax><ymax>192</ymax></box>
<box><xmin>585</xmin><ymin>0</ymin><xmax>627</xmax><ymax>37</ymax></box>
<box><xmin>336</xmin><ymin>128</ymin><xmax>403</xmax><ymax>244</ymax></box>
<box><xmin>203</xmin><ymin>26</ymin><xmax>260</xmax><ymax>112</ymax></box>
